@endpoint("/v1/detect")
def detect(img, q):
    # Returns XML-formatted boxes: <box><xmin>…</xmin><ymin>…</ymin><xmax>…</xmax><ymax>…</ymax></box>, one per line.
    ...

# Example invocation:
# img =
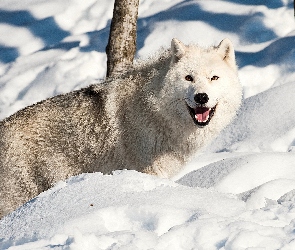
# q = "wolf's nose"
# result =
<box><xmin>194</xmin><ymin>93</ymin><xmax>209</xmax><ymax>104</ymax></box>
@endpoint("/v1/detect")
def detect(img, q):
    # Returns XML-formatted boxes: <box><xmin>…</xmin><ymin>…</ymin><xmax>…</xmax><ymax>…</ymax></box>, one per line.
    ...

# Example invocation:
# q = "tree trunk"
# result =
<box><xmin>106</xmin><ymin>0</ymin><xmax>139</xmax><ymax>78</ymax></box>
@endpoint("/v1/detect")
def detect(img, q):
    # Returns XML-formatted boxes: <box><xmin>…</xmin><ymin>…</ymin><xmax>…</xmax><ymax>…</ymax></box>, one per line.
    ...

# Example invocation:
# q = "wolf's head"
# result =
<box><xmin>160</xmin><ymin>38</ymin><xmax>242</xmax><ymax>132</ymax></box>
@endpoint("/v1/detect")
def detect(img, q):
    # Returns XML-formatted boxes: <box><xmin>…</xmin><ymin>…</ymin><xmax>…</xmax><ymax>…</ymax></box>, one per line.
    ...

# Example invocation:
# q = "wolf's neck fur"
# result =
<box><xmin>106</xmin><ymin>50</ymin><xmax>200</xmax><ymax>176</ymax></box>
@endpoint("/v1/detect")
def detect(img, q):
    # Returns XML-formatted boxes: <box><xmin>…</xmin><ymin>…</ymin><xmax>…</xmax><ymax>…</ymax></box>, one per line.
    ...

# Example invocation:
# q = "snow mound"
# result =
<box><xmin>1</xmin><ymin>0</ymin><xmax>295</xmax><ymax>249</ymax></box>
<box><xmin>0</xmin><ymin>171</ymin><xmax>244</xmax><ymax>249</ymax></box>
<box><xmin>211</xmin><ymin>81</ymin><xmax>295</xmax><ymax>152</ymax></box>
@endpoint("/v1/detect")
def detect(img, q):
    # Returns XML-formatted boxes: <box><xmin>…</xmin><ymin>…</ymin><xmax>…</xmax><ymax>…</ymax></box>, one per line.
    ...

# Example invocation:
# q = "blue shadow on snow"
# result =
<box><xmin>226</xmin><ymin>0</ymin><xmax>288</xmax><ymax>9</ymax></box>
<box><xmin>0</xmin><ymin>0</ymin><xmax>288</xmax><ymax>68</ymax></box>
<box><xmin>0</xmin><ymin>10</ymin><xmax>70</xmax><ymax>63</ymax></box>
<box><xmin>236</xmin><ymin>35</ymin><xmax>295</xmax><ymax>68</ymax></box>
<box><xmin>135</xmin><ymin>1</ymin><xmax>277</xmax><ymax>55</ymax></box>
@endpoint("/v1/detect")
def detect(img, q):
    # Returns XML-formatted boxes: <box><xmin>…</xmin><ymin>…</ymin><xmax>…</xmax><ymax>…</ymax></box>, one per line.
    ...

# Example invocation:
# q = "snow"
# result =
<box><xmin>0</xmin><ymin>0</ymin><xmax>295</xmax><ymax>249</ymax></box>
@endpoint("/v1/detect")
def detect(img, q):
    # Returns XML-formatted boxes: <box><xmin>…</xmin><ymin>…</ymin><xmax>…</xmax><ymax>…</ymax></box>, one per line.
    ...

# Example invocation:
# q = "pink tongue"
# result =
<box><xmin>195</xmin><ymin>107</ymin><xmax>210</xmax><ymax>122</ymax></box>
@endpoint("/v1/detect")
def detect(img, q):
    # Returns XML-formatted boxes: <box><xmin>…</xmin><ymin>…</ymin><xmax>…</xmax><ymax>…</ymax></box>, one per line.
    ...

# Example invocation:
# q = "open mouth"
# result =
<box><xmin>186</xmin><ymin>104</ymin><xmax>216</xmax><ymax>127</ymax></box>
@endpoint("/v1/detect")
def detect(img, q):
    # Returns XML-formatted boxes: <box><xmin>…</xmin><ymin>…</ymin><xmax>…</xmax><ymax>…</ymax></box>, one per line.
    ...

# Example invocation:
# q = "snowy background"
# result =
<box><xmin>0</xmin><ymin>0</ymin><xmax>295</xmax><ymax>249</ymax></box>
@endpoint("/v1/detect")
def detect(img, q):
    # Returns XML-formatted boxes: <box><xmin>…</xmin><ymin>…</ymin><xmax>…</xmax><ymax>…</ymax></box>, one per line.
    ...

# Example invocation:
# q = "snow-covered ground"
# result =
<box><xmin>0</xmin><ymin>0</ymin><xmax>295</xmax><ymax>249</ymax></box>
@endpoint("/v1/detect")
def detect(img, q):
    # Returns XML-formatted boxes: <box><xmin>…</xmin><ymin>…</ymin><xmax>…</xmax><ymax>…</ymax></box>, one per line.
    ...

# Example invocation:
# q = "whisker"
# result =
<box><xmin>184</xmin><ymin>98</ymin><xmax>195</xmax><ymax>107</ymax></box>
<box><xmin>169</xmin><ymin>98</ymin><xmax>185</xmax><ymax>106</ymax></box>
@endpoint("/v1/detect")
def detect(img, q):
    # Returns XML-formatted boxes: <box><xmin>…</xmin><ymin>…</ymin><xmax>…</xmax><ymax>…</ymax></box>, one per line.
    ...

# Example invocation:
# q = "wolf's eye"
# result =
<box><xmin>185</xmin><ymin>75</ymin><xmax>194</xmax><ymax>82</ymax></box>
<box><xmin>211</xmin><ymin>75</ymin><xmax>219</xmax><ymax>81</ymax></box>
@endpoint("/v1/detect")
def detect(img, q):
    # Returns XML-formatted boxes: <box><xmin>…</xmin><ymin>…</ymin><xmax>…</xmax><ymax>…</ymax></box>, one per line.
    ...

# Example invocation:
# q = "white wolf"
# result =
<box><xmin>0</xmin><ymin>38</ymin><xmax>242</xmax><ymax>217</ymax></box>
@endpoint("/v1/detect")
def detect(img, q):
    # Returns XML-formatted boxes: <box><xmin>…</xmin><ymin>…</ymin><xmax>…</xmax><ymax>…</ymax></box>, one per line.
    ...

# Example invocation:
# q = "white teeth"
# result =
<box><xmin>197</xmin><ymin>118</ymin><xmax>208</xmax><ymax>122</ymax></box>
<box><xmin>195</xmin><ymin>116</ymin><xmax>209</xmax><ymax>122</ymax></box>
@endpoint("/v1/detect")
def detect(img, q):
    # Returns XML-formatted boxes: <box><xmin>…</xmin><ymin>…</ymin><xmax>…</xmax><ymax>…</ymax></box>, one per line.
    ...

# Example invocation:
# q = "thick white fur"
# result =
<box><xmin>0</xmin><ymin>39</ymin><xmax>242</xmax><ymax>217</ymax></box>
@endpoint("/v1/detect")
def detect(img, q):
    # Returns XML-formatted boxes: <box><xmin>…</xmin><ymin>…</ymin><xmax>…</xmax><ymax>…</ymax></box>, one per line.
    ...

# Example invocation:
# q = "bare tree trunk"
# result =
<box><xmin>106</xmin><ymin>0</ymin><xmax>139</xmax><ymax>78</ymax></box>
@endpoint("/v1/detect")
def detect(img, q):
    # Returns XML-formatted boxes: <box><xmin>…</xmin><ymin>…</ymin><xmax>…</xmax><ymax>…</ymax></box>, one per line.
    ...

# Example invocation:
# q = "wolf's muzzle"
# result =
<box><xmin>186</xmin><ymin>92</ymin><xmax>216</xmax><ymax>127</ymax></box>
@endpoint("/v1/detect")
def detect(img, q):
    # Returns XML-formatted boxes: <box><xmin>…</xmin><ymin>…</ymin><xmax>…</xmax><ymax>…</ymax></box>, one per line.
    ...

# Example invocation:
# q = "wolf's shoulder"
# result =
<box><xmin>0</xmin><ymin>82</ymin><xmax>108</xmax><ymax>126</ymax></box>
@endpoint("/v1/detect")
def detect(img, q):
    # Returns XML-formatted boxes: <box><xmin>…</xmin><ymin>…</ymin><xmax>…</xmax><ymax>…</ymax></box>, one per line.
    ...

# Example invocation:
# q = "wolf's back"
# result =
<box><xmin>0</xmin><ymin>85</ymin><xmax>116</xmax><ymax>217</ymax></box>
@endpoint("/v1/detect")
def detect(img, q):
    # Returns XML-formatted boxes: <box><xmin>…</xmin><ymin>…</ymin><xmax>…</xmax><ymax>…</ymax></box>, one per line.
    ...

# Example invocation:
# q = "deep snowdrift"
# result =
<box><xmin>0</xmin><ymin>0</ymin><xmax>295</xmax><ymax>249</ymax></box>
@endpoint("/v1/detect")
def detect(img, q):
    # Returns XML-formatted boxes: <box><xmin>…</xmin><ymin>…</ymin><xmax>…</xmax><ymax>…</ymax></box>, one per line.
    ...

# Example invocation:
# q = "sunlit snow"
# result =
<box><xmin>0</xmin><ymin>0</ymin><xmax>295</xmax><ymax>249</ymax></box>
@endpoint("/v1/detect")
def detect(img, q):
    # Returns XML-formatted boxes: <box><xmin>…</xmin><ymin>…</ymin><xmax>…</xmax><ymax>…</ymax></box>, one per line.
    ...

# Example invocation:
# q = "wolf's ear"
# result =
<box><xmin>217</xmin><ymin>38</ymin><xmax>237</xmax><ymax>69</ymax></box>
<box><xmin>171</xmin><ymin>38</ymin><xmax>186</xmax><ymax>63</ymax></box>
